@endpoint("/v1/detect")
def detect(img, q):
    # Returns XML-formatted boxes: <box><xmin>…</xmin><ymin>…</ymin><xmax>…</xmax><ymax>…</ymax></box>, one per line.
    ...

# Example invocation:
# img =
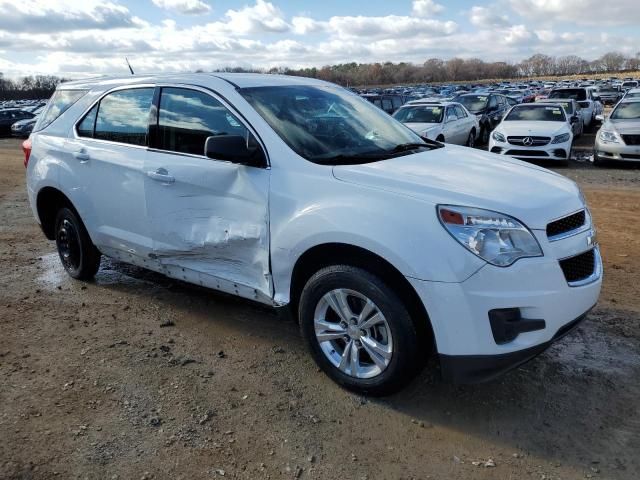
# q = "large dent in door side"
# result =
<box><xmin>145</xmin><ymin>162</ymin><xmax>273</xmax><ymax>303</ymax></box>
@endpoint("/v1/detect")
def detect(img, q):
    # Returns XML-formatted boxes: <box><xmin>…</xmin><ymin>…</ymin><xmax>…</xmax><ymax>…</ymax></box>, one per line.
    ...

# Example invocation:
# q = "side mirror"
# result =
<box><xmin>595</xmin><ymin>114</ymin><xmax>604</xmax><ymax>122</ymax></box>
<box><xmin>205</xmin><ymin>134</ymin><xmax>265</xmax><ymax>167</ymax></box>
<box><xmin>570</xmin><ymin>115</ymin><xmax>578</xmax><ymax>124</ymax></box>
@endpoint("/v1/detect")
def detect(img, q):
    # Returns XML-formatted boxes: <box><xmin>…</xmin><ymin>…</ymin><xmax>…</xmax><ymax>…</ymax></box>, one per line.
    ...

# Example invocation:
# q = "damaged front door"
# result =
<box><xmin>144</xmin><ymin>86</ymin><xmax>272</xmax><ymax>304</ymax></box>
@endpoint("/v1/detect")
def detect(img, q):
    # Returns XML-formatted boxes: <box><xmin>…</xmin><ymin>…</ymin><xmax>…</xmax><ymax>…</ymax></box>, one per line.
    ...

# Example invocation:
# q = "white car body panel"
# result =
<box><xmin>26</xmin><ymin>73</ymin><xmax>602</xmax><ymax>367</ymax></box>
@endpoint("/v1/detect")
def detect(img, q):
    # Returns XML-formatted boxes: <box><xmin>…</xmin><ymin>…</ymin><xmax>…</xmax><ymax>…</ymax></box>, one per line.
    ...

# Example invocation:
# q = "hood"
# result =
<box><xmin>332</xmin><ymin>145</ymin><xmax>582</xmax><ymax>230</ymax></box>
<box><xmin>606</xmin><ymin>119</ymin><xmax>639</xmax><ymax>135</ymax></box>
<box><xmin>497</xmin><ymin>121</ymin><xmax>569</xmax><ymax>137</ymax></box>
<box><xmin>404</xmin><ymin>123</ymin><xmax>441</xmax><ymax>135</ymax></box>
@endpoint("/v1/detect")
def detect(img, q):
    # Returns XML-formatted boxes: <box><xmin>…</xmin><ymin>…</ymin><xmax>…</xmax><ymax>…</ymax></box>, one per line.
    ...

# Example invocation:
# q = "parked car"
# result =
<box><xmin>488</xmin><ymin>103</ymin><xmax>574</xmax><ymax>164</ymax></box>
<box><xmin>360</xmin><ymin>94</ymin><xmax>405</xmax><ymax>114</ymax></box>
<box><xmin>548</xmin><ymin>88</ymin><xmax>603</xmax><ymax>130</ymax></box>
<box><xmin>621</xmin><ymin>88</ymin><xmax>640</xmax><ymax>101</ymax></box>
<box><xmin>593</xmin><ymin>99</ymin><xmax>640</xmax><ymax>165</ymax></box>
<box><xmin>453</xmin><ymin>93</ymin><xmax>510</xmax><ymax>144</ymax></box>
<box><xmin>24</xmin><ymin>74</ymin><xmax>601</xmax><ymax>394</ymax></box>
<box><xmin>536</xmin><ymin>98</ymin><xmax>584</xmax><ymax>137</ymax></box>
<box><xmin>0</xmin><ymin>109</ymin><xmax>35</xmax><ymax>136</ymax></box>
<box><xmin>596</xmin><ymin>86</ymin><xmax>623</xmax><ymax>105</ymax></box>
<box><xmin>621</xmin><ymin>80</ymin><xmax>639</xmax><ymax>92</ymax></box>
<box><xmin>11</xmin><ymin>116</ymin><xmax>38</xmax><ymax>138</ymax></box>
<box><xmin>392</xmin><ymin>101</ymin><xmax>478</xmax><ymax>146</ymax></box>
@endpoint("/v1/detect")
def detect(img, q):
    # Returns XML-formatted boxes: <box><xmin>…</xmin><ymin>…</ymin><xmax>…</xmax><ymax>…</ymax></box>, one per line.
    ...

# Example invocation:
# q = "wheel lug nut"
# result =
<box><xmin>359</xmin><ymin>329</ymin><xmax>366</xmax><ymax>336</ymax></box>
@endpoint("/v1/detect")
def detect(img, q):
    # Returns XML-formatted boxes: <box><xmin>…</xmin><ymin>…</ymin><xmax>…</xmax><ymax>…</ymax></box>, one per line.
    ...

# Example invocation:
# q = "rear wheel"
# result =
<box><xmin>55</xmin><ymin>207</ymin><xmax>101</xmax><ymax>280</ymax></box>
<box><xmin>299</xmin><ymin>265</ymin><xmax>423</xmax><ymax>396</ymax></box>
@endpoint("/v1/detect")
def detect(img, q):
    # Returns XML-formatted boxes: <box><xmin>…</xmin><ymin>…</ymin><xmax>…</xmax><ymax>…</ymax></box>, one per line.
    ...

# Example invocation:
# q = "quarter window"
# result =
<box><xmin>454</xmin><ymin>105</ymin><xmax>467</xmax><ymax>118</ymax></box>
<box><xmin>94</xmin><ymin>88</ymin><xmax>154</xmax><ymax>146</ymax></box>
<box><xmin>157</xmin><ymin>87</ymin><xmax>248</xmax><ymax>155</ymax></box>
<box><xmin>77</xmin><ymin>104</ymin><xmax>98</xmax><ymax>138</ymax></box>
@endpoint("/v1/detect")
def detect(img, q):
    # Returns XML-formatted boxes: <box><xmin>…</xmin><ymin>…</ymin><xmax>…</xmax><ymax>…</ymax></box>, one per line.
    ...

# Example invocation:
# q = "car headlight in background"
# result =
<box><xmin>599</xmin><ymin>130</ymin><xmax>620</xmax><ymax>143</ymax></box>
<box><xmin>492</xmin><ymin>131</ymin><xmax>506</xmax><ymax>142</ymax></box>
<box><xmin>551</xmin><ymin>133</ymin><xmax>570</xmax><ymax>144</ymax></box>
<box><xmin>437</xmin><ymin>205</ymin><xmax>543</xmax><ymax>267</ymax></box>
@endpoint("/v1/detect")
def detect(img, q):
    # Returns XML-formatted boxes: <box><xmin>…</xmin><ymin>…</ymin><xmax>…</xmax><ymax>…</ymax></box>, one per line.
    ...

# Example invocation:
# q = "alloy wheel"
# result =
<box><xmin>313</xmin><ymin>289</ymin><xmax>393</xmax><ymax>379</ymax></box>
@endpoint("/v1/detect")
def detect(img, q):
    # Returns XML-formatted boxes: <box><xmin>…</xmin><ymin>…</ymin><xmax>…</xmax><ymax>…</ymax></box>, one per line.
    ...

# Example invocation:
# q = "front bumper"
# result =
<box><xmin>408</xmin><ymin>226</ymin><xmax>602</xmax><ymax>383</ymax></box>
<box><xmin>439</xmin><ymin>307</ymin><xmax>592</xmax><ymax>383</ymax></box>
<box><xmin>489</xmin><ymin>138</ymin><xmax>572</xmax><ymax>161</ymax></box>
<box><xmin>595</xmin><ymin>137</ymin><xmax>640</xmax><ymax>162</ymax></box>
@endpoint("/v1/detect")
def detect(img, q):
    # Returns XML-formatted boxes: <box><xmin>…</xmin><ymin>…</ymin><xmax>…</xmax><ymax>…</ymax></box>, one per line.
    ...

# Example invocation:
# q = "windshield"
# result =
<box><xmin>455</xmin><ymin>95</ymin><xmax>488</xmax><ymax>113</ymax></box>
<box><xmin>610</xmin><ymin>102</ymin><xmax>640</xmax><ymax>120</ymax></box>
<box><xmin>549</xmin><ymin>89</ymin><xmax>586</xmax><ymax>101</ymax></box>
<box><xmin>505</xmin><ymin>105</ymin><xmax>566</xmax><ymax>122</ymax></box>
<box><xmin>240</xmin><ymin>85</ymin><xmax>428</xmax><ymax>164</ymax></box>
<box><xmin>622</xmin><ymin>82</ymin><xmax>638</xmax><ymax>87</ymax></box>
<box><xmin>392</xmin><ymin>105</ymin><xmax>444</xmax><ymax>123</ymax></box>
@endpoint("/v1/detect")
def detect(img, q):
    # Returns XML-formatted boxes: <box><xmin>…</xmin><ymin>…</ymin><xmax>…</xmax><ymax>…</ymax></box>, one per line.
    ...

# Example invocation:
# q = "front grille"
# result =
<box><xmin>559</xmin><ymin>249</ymin><xmax>596</xmax><ymax>283</ymax></box>
<box><xmin>507</xmin><ymin>136</ymin><xmax>551</xmax><ymax>146</ymax></box>
<box><xmin>506</xmin><ymin>150</ymin><xmax>548</xmax><ymax>157</ymax></box>
<box><xmin>546</xmin><ymin>210</ymin><xmax>586</xmax><ymax>238</ymax></box>
<box><xmin>622</xmin><ymin>135</ymin><xmax>640</xmax><ymax>146</ymax></box>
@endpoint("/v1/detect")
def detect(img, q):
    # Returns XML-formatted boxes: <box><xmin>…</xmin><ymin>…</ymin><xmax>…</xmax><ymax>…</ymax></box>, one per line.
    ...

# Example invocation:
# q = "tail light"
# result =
<box><xmin>22</xmin><ymin>138</ymin><xmax>32</xmax><ymax>168</ymax></box>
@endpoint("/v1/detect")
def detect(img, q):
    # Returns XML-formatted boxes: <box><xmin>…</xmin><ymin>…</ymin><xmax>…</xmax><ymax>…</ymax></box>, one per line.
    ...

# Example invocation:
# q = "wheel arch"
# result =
<box><xmin>289</xmin><ymin>242</ymin><xmax>435</xmax><ymax>350</ymax></box>
<box><xmin>36</xmin><ymin>187</ymin><xmax>77</xmax><ymax>240</ymax></box>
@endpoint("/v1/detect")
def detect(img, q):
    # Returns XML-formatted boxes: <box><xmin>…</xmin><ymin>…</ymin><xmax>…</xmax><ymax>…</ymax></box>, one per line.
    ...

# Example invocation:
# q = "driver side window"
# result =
<box><xmin>157</xmin><ymin>87</ymin><xmax>248</xmax><ymax>156</ymax></box>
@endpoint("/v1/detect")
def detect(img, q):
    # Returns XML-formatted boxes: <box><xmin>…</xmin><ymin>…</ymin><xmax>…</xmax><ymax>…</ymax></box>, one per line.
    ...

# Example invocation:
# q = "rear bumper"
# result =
<box><xmin>439</xmin><ymin>307</ymin><xmax>592</xmax><ymax>383</ymax></box>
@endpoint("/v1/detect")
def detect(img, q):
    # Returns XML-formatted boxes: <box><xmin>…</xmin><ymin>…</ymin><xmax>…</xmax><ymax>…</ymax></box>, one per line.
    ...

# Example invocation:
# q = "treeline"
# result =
<box><xmin>252</xmin><ymin>51</ymin><xmax>640</xmax><ymax>86</ymax></box>
<box><xmin>0</xmin><ymin>74</ymin><xmax>66</xmax><ymax>100</ymax></box>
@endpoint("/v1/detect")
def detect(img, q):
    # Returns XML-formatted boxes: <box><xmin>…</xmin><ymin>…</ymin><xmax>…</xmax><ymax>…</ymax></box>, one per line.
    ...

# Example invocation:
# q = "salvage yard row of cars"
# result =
<box><xmin>0</xmin><ymin>99</ymin><xmax>47</xmax><ymax>138</ymax></box>
<box><xmin>363</xmin><ymin>81</ymin><xmax>640</xmax><ymax>165</ymax></box>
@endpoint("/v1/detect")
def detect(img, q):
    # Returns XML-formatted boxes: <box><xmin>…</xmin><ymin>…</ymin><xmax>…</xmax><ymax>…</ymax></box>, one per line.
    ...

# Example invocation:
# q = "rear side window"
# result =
<box><xmin>37</xmin><ymin>90</ymin><xmax>87</xmax><ymax>131</ymax></box>
<box><xmin>391</xmin><ymin>97</ymin><xmax>403</xmax><ymax>109</ymax></box>
<box><xmin>94</xmin><ymin>88</ymin><xmax>154</xmax><ymax>146</ymax></box>
<box><xmin>454</xmin><ymin>105</ymin><xmax>467</xmax><ymax>118</ymax></box>
<box><xmin>157</xmin><ymin>87</ymin><xmax>247</xmax><ymax>155</ymax></box>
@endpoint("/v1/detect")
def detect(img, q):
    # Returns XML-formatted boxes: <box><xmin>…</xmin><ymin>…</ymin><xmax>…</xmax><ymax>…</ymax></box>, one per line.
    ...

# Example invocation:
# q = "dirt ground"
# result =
<box><xmin>1</xmin><ymin>136</ymin><xmax>639</xmax><ymax>480</ymax></box>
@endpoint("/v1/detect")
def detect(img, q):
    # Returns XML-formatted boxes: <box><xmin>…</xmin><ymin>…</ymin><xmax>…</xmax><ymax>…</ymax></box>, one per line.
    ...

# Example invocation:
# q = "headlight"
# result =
<box><xmin>599</xmin><ymin>130</ymin><xmax>620</xmax><ymax>143</ymax></box>
<box><xmin>437</xmin><ymin>205</ymin><xmax>543</xmax><ymax>267</ymax></box>
<box><xmin>492</xmin><ymin>131</ymin><xmax>506</xmax><ymax>142</ymax></box>
<box><xmin>551</xmin><ymin>133</ymin><xmax>570</xmax><ymax>144</ymax></box>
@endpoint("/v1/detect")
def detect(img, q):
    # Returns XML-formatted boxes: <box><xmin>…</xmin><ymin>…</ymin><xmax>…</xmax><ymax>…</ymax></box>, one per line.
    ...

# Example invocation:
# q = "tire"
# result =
<box><xmin>466</xmin><ymin>129</ymin><xmax>476</xmax><ymax>148</ymax></box>
<box><xmin>479</xmin><ymin>125</ymin><xmax>490</xmax><ymax>145</ymax></box>
<box><xmin>55</xmin><ymin>207</ymin><xmax>101</xmax><ymax>280</ymax></box>
<box><xmin>299</xmin><ymin>265</ymin><xmax>423</xmax><ymax>396</ymax></box>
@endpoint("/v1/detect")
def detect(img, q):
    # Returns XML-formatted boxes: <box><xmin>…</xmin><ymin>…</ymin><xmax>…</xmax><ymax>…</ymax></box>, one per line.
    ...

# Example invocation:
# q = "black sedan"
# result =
<box><xmin>0</xmin><ymin>109</ymin><xmax>35</xmax><ymax>136</ymax></box>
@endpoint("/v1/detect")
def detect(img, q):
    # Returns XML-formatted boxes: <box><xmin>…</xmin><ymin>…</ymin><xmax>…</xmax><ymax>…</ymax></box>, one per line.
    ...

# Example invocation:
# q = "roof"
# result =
<box><xmin>58</xmin><ymin>72</ymin><xmax>331</xmax><ymax>90</ymax></box>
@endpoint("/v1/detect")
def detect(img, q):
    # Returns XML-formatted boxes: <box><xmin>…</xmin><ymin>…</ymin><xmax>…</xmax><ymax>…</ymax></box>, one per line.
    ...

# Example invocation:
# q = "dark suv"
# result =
<box><xmin>453</xmin><ymin>93</ymin><xmax>510</xmax><ymax>144</ymax></box>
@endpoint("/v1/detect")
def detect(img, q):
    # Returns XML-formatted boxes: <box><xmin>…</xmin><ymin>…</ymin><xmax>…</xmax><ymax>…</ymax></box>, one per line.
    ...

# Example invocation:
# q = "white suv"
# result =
<box><xmin>24</xmin><ymin>74</ymin><xmax>602</xmax><ymax>394</ymax></box>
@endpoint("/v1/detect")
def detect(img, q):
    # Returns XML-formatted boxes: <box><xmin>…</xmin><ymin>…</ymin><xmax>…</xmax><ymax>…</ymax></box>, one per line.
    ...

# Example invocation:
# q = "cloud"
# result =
<box><xmin>151</xmin><ymin>0</ymin><xmax>211</xmax><ymax>15</ymax></box>
<box><xmin>327</xmin><ymin>15</ymin><xmax>457</xmax><ymax>40</ymax></box>
<box><xmin>469</xmin><ymin>6</ymin><xmax>510</xmax><ymax>28</ymax></box>
<box><xmin>0</xmin><ymin>0</ymin><xmax>143</xmax><ymax>33</ymax></box>
<box><xmin>223</xmin><ymin>0</ymin><xmax>289</xmax><ymax>34</ymax></box>
<box><xmin>508</xmin><ymin>0</ymin><xmax>640</xmax><ymax>26</ymax></box>
<box><xmin>412</xmin><ymin>0</ymin><xmax>445</xmax><ymax>17</ymax></box>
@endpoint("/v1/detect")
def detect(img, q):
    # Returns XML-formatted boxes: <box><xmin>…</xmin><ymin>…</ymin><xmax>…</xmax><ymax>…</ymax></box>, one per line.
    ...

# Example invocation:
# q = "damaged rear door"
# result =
<box><xmin>144</xmin><ymin>85</ymin><xmax>272</xmax><ymax>304</ymax></box>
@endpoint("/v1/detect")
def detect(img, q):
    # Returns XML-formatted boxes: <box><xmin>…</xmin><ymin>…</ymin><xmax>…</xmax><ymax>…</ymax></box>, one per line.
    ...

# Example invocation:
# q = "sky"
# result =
<box><xmin>0</xmin><ymin>0</ymin><xmax>639</xmax><ymax>78</ymax></box>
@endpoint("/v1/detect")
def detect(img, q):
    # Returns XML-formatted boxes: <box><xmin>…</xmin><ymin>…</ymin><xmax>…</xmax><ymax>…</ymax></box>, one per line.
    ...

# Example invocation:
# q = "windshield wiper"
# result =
<box><xmin>314</xmin><ymin>153</ymin><xmax>389</xmax><ymax>165</ymax></box>
<box><xmin>390</xmin><ymin>138</ymin><xmax>444</xmax><ymax>153</ymax></box>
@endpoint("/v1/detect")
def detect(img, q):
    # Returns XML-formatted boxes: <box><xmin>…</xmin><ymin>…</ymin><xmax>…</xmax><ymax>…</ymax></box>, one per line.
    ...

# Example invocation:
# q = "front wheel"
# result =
<box><xmin>479</xmin><ymin>125</ymin><xmax>490</xmax><ymax>145</ymax></box>
<box><xmin>55</xmin><ymin>207</ymin><xmax>101</xmax><ymax>280</ymax></box>
<box><xmin>466</xmin><ymin>129</ymin><xmax>476</xmax><ymax>148</ymax></box>
<box><xmin>299</xmin><ymin>265</ymin><xmax>423</xmax><ymax>396</ymax></box>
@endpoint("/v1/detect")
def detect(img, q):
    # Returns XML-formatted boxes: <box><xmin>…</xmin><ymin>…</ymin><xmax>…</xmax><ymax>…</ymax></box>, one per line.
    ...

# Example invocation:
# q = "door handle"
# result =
<box><xmin>74</xmin><ymin>151</ymin><xmax>90</xmax><ymax>161</ymax></box>
<box><xmin>147</xmin><ymin>168</ymin><xmax>175</xmax><ymax>184</ymax></box>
